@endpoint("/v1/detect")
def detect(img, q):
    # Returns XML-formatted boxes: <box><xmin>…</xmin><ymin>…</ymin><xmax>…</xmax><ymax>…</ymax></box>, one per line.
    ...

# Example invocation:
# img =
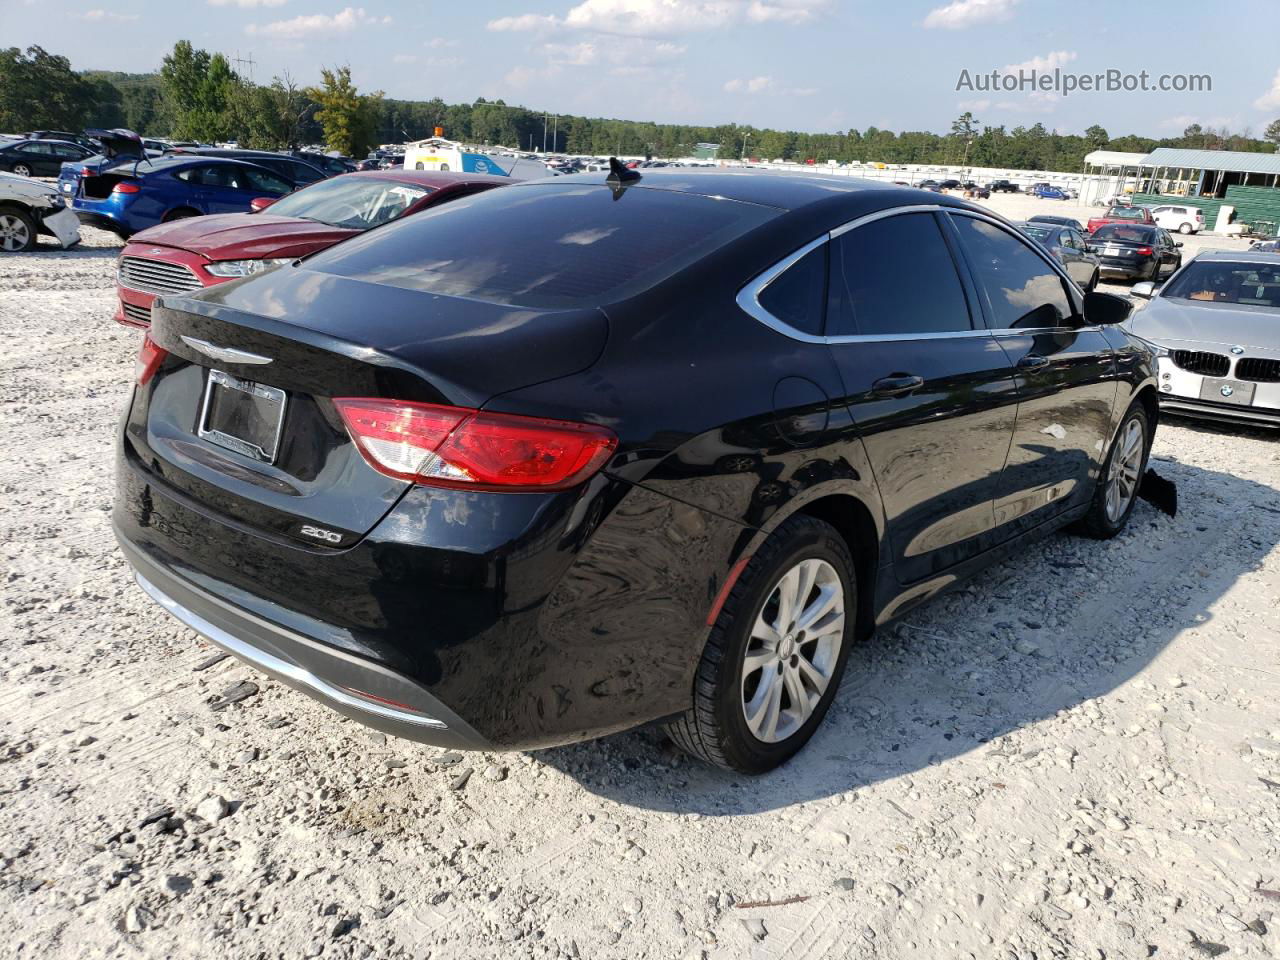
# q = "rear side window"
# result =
<box><xmin>305</xmin><ymin>183</ymin><xmax>779</xmax><ymax>308</ymax></box>
<box><xmin>757</xmin><ymin>244</ymin><xmax>827</xmax><ymax>336</ymax></box>
<box><xmin>951</xmin><ymin>215</ymin><xmax>1073</xmax><ymax>329</ymax></box>
<box><xmin>828</xmin><ymin>212</ymin><xmax>971</xmax><ymax>337</ymax></box>
<box><xmin>243</xmin><ymin>167</ymin><xmax>292</xmax><ymax>195</ymax></box>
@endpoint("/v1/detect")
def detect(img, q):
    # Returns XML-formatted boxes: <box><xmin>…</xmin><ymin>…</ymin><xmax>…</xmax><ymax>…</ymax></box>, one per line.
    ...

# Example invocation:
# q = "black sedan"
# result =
<box><xmin>115</xmin><ymin>170</ymin><xmax>1158</xmax><ymax>773</ymax></box>
<box><xmin>1016</xmin><ymin>221</ymin><xmax>1101</xmax><ymax>290</ymax></box>
<box><xmin>1092</xmin><ymin>223</ymin><xmax>1183</xmax><ymax>283</ymax></box>
<box><xmin>0</xmin><ymin>138</ymin><xmax>95</xmax><ymax>177</ymax></box>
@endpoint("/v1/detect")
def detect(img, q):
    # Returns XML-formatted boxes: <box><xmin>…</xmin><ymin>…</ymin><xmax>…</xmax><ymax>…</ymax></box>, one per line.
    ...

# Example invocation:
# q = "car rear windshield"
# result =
<box><xmin>1092</xmin><ymin>225</ymin><xmax>1156</xmax><ymax>243</ymax></box>
<box><xmin>303</xmin><ymin>182</ymin><xmax>779</xmax><ymax>308</ymax></box>
<box><xmin>1161</xmin><ymin>261</ymin><xmax>1280</xmax><ymax>308</ymax></box>
<box><xmin>265</xmin><ymin>176</ymin><xmax>433</xmax><ymax>230</ymax></box>
<box><xmin>1020</xmin><ymin>225</ymin><xmax>1055</xmax><ymax>242</ymax></box>
<box><xmin>1108</xmin><ymin>207</ymin><xmax>1145</xmax><ymax>219</ymax></box>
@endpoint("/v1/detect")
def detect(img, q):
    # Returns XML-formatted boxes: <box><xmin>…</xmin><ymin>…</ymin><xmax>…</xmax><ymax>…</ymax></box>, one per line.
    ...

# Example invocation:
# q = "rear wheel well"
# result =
<box><xmin>162</xmin><ymin>206</ymin><xmax>200</xmax><ymax>222</ymax></box>
<box><xmin>795</xmin><ymin>495</ymin><xmax>879</xmax><ymax>640</ymax></box>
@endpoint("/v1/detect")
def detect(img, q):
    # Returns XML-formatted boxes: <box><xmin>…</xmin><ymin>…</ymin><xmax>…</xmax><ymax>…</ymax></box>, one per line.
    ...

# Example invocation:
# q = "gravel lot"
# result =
<box><xmin>2</xmin><ymin>200</ymin><xmax>1279</xmax><ymax>960</ymax></box>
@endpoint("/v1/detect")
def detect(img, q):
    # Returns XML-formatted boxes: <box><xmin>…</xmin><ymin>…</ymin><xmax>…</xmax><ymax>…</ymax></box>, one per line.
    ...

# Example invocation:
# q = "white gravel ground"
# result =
<box><xmin>2</xmin><ymin>203</ymin><xmax>1279</xmax><ymax>960</ymax></box>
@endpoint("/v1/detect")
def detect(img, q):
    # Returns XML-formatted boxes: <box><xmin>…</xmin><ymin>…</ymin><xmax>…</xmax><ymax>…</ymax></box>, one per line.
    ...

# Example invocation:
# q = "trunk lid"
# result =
<box><xmin>127</xmin><ymin>266</ymin><xmax>608</xmax><ymax>545</ymax></box>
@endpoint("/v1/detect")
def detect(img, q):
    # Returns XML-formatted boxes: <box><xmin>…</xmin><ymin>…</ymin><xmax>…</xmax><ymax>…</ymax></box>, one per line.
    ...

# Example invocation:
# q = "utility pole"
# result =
<box><xmin>542</xmin><ymin>114</ymin><xmax>548</xmax><ymax>153</ymax></box>
<box><xmin>741</xmin><ymin>132</ymin><xmax>751</xmax><ymax>161</ymax></box>
<box><xmin>231</xmin><ymin>50</ymin><xmax>257</xmax><ymax>83</ymax></box>
<box><xmin>552</xmin><ymin>114</ymin><xmax>558</xmax><ymax>154</ymax></box>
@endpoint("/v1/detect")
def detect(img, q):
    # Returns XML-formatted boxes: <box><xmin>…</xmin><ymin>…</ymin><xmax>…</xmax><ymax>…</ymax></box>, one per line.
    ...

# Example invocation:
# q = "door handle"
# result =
<box><xmin>870</xmin><ymin>374</ymin><xmax>924</xmax><ymax>397</ymax></box>
<box><xmin>1018</xmin><ymin>354</ymin><xmax>1050</xmax><ymax>370</ymax></box>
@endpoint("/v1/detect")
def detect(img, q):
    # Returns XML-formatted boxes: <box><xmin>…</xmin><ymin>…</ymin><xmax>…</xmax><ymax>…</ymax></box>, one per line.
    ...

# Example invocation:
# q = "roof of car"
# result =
<box><xmin>518</xmin><ymin>168</ymin><xmax>918</xmax><ymax>211</ymax></box>
<box><xmin>126</xmin><ymin>155</ymin><xmax>291</xmax><ymax>174</ymax></box>
<box><xmin>1193</xmin><ymin>249</ymin><xmax>1280</xmax><ymax>264</ymax></box>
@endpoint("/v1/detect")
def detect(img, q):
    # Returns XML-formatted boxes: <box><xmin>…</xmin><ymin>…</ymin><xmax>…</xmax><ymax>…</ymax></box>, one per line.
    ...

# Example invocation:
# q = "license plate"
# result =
<box><xmin>198</xmin><ymin>369</ymin><xmax>287</xmax><ymax>463</ymax></box>
<box><xmin>61</xmin><ymin>182</ymin><xmax>72</xmax><ymax>193</ymax></box>
<box><xmin>1103</xmin><ymin>245</ymin><xmax>1121</xmax><ymax>256</ymax></box>
<box><xmin>1199</xmin><ymin>377</ymin><xmax>1256</xmax><ymax>407</ymax></box>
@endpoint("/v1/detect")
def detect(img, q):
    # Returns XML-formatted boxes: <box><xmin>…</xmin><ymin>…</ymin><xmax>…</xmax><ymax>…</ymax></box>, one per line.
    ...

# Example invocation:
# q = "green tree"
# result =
<box><xmin>1084</xmin><ymin>124</ymin><xmax>1109</xmax><ymax>149</ymax></box>
<box><xmin>950</xmin><ymin>111</ymin><xmax>979</xmax><ymax>164</ymax></box>
<box><xmin>307</xmin><ymin>66</ymin><xmax>382</xmax><ymax>157</ymax></box>
<box><xmin>0</xmin><ymin>46</ymin><xmax>95</xmax><ymax>131</ymax></box>
<box><xmin>1265</xmin><ymin>119</ymin><xmax>1280</xmax><ymax>147</ymax></box>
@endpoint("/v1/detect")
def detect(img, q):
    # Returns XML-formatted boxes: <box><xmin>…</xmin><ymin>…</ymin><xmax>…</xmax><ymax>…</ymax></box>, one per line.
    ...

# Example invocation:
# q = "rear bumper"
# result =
<box><xmin>120</xmin><ymin>532</ymin><xmax>490</xmax><ymax>748</ymax></box>
<box><xmin>75</xmin><ymin>210</ymin><xmax>132</xmax><ymax>237</ymax></box>
<box><xmin>1098</xmin><ymin>260</ymin><xmax>1154</xmax><ymax>280</ymax></box>
<box><xmin>114</xmin><ymin>428</ymin><xmax>747</xmax><ymax>749</ymax></box>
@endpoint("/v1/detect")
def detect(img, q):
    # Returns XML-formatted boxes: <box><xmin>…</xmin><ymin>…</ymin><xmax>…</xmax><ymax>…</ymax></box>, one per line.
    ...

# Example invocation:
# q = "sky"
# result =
<box><xmin>4</xmin><ymin>0</ymin><xmax>1280</xmax><ymax>138</ymax></box>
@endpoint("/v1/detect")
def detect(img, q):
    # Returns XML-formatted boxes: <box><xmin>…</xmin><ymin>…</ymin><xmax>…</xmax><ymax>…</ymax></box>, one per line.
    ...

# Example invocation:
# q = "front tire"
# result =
<box><xmin>1078</xmin><ymin>402</ymin><xmax>1151</xmax><ymax>539</ymax></box>
<box><xmin>665</xmin><ymin>516</ymin><xmax>856</xmax><ymax>773</ymax></box>
<box><xmin>0</xmin><ymin>208</ymin><xmax>36</xmax><ymax>252</ymax></box>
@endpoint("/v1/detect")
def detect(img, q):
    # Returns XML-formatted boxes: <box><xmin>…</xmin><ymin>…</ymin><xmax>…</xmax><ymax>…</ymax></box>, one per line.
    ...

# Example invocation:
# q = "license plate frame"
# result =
<box><xmin>197</xmin><ymin>369</ymin><xmax>287</xmax><ymax>463</ymax></box>
<box><xmin>1198</xmin><ymin>377</ymin><xmax>1256</xmax><ymax>407</ymax></box>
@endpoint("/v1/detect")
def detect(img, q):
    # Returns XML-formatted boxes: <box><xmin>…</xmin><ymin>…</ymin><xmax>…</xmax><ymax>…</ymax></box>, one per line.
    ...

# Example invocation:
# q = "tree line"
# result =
<box><xmin>4</xmin><ymin>43</ymin><xmax>1279</xmax><ymax>170</ymax></box>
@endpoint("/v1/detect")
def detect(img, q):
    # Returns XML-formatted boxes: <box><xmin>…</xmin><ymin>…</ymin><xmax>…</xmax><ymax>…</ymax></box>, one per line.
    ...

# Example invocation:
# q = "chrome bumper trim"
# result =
<box><xmin>135</xmin><ymin>572</ymin><xmax>448</xmax><ymax>730</ymax></box>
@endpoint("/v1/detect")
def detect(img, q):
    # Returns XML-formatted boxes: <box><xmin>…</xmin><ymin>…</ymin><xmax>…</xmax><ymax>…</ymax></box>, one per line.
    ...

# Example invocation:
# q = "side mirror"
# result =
<box><xmin>1083</xmin><ymin>291</ymin><xmax>1133</xmax><ymax>325</ymax></box>
<box><xmin>1130</xmin><ymin>282</ymin><xmax>1156</xmax><ymax>299</ymax></box>
<box><xmin>249</xmin><ymin>196</ymin><xmax>276</xmax><ymax>213</ymax></box>
<box><xmin>1175</xmin><ymin>241</ymin><xmax>1184</xmax><ymax>248</ymax></box>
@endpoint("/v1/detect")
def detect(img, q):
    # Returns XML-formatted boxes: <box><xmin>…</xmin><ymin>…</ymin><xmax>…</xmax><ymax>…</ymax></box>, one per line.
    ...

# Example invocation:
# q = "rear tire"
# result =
<box><xmin>0</xmin><ymin>207</ymin><xmax>36</xmax><ymax>252</ymax></box>
<box><xmin>1078</xmin><ymin>402</ymin><xmax>1151</xmax><ymax>539</ymax></box>
<box><xmin>665</xmin><ymin>516</ymin><xmax>856</xmax><ymax>773</ymax></box>
<box><xmin>11</xmin><ymin>163</ymin><xmax>32</xmax><ymax>178</ymax></box>
<box><xmin>1179</xmin><ymin>222</ymin><xmax>1192</xmax><ymax>234</ymax></box>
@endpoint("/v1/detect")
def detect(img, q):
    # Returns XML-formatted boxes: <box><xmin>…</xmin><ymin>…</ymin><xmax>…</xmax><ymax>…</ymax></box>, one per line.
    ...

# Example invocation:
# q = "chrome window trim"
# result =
<box><xmin>738</xmin><ymin>204</ymin><xmax>996</xmax><ymax>345</ymax></box>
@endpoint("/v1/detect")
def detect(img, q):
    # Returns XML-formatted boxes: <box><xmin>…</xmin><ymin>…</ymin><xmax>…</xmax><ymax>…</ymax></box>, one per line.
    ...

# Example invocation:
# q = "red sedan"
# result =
<box><xmin>1085</xmin><ymin>204</ymin><xmax>1155</xmax><ymax>235</ymax></box>
<box><xmin>114</xmin><ymin>170</ymin><xmax>509</xmax><ymax>328</ymax></box>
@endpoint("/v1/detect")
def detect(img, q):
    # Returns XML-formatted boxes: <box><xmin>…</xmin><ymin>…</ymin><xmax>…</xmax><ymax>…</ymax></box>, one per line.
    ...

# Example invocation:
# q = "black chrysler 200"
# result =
<box><xmin>115</xmin><ymin>170</ymin><xmax>1157</xmax><ymax>773</ymax></box>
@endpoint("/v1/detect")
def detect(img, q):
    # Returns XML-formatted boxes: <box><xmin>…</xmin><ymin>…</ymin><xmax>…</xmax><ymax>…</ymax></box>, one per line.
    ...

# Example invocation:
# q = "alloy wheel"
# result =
<box><xmin>1105</xmin><ymin>417</ymin><xmax>1144</xmax><ymax>523</ymax></box>
<box><xmin>741</xmin><ymin>558</ymin><xmax>845</xmax><ymax>743</ymax></box>
<box><xmin>12</xmin><ymin>164</ymin><xmax>32</xmax><ymax>177</ymax></box>
<box><xmin>0</xmin><ymin>214</ymin><xmax>31</xmax><ymax>252</ymax></box>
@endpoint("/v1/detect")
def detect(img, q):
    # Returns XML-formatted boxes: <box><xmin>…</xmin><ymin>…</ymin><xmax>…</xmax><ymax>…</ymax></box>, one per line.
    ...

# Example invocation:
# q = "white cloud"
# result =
<box><xmin>957</xmin><ymin>98</ymin><xmax>991</xmax><ymax>111</ymax></box>
<box><xmin>723</xmin><ymin>74</ymin><xmax>816</xmax><ymax>96</ymax></box>
<box><xmin>392</xmin><ymin>53</ymin><xmax>418</xmax><ymax>63</ymax></box>
<box><xmin>207</xmin><ymin>0</ymin><xmax>286</xmax><ymax>7</ymax></box>
<box><xmin>488</xmin><ymin>0</ymin><xmax>826</xmax><ymax>36</ymax></box>
<box><xmin>488</xmin><ymin>12</ymin><xmax>560</xmax><ymax>31</ymax></box>
<box><xmin>1000</xmin><ymin>50</ymin><xmax>1076</xmax><ymax>75</ymax></box>
<box><xmin>425</xmin><ymin>55</ymin><xmax>466</xmax><ymax>68</ymax></box>
<box><xmin>78</xmin><ymin>9</ymin><xmax>140</xmax><ymax>20</ymax></box>
<box><xmin>425</xmin><ymin>36</ymin><xmax>460</xmax><ymax>47</ymax></box>
<box><xmin>1255</xmin><ymin>67</ymin><xmax>1280</xmax><ymax>112</ymax></box>
<box><xmin>246</xmin><ymin>6</ymin><xmax>390</xmax><ymax>37</ymax></box>
<box><xmin>542</xmin><ymin>35</ymin><xmax>684</xmax><ymax>67</ymax></box>
<box><xmin>923</xmin><ymin>0</ymin><xmax>1018</xmax><ymax>29</ymax></box>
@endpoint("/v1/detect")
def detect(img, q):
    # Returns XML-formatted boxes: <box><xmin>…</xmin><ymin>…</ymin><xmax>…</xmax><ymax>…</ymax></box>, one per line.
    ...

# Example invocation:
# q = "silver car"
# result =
<box><xmin>1126</xmin><ymin>250</ymin><xmax>1280</xmax><ymax>428</ymax></box>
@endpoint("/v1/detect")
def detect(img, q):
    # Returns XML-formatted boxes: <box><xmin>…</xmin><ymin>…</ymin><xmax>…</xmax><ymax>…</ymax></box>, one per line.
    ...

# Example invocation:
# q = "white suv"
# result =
<box><xmin>1150</xmin><ymin>204</ymin><xmax>1205</xmax><ymax>234</ymax></box>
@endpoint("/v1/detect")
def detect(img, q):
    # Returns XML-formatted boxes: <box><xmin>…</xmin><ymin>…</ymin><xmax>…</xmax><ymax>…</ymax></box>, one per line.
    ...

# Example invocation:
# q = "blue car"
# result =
<box><xmin>1033</xmin><ymin>185</ymin><xmax>1069</xmax><ymax>200</ymax></box>
<box><xmin>61</xmin><ymin>155</ymin><xmax>295</xmax><ymax>237</ymax></box>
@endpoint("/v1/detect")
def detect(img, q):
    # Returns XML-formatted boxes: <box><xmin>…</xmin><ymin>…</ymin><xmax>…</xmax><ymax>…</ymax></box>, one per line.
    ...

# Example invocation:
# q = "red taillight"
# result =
<box><xmin>1136</xmin><ymin>246</ymin><xmax>1153</xmax><ymax>256</ymax></box>
<box><xmin>333</xmin><ymin>398</ymin><xmax>617</xmax><ymax>491</ymax></box>
<box><xmin>135</xmin><ymin>335</ymin><xmax>167</xmax><ymax>385</ymax></box>
<box><xmin>80</xmin><ymin>166</ymin><xmax>93</xmax><ymax>176</ymax></box>
<box><xmin>112</xmin><ymin>181</ymin><xmax>141</xmax><ymax>194</ymax></box>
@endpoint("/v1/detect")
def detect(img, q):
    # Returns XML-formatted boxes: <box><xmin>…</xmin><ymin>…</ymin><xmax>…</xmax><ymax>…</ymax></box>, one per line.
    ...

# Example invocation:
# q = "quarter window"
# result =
<box><xmin>951</xmin><ymin>215</ymin><xmax>1073</xmax><ymax>329</ymax></box>
<box><xmin>757</xmin><ymin>244</ymin><xmax>827</xmax><ymax>336</ymax></box>
<box><xmin>828</xmin><ymin>212</ymin><xmax>971</xmax><ymax>336</ymax></box>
